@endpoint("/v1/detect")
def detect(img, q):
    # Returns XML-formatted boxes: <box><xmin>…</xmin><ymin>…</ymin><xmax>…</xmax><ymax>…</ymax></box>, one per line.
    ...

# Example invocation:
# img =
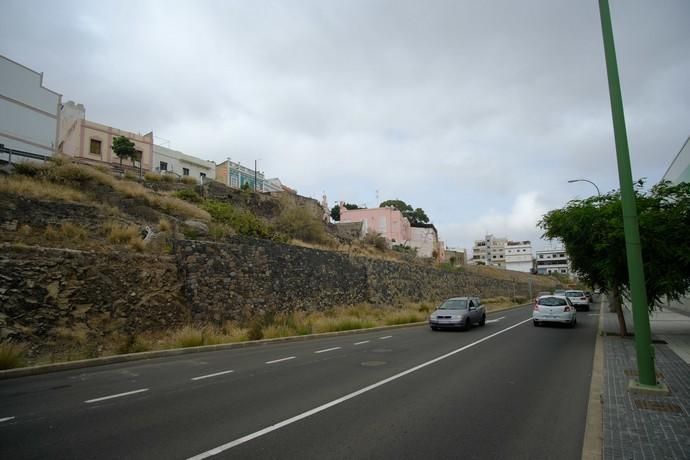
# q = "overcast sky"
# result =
<box><xmin>3</xmin><ymin>0</ymin><xmax>689</xmax><ymax>252</ymax></box>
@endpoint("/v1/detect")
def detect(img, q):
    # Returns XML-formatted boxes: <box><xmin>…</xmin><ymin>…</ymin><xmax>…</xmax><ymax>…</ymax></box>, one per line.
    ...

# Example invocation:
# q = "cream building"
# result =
<box><xmin>153</xmin><ymin>144</ymin><xmax>216</xmax><ymax>182</ymax></box>
<box><xmin>58</xmin><ymin>101</ymin><xmax>153</xmax><ymax>171</ymax></box>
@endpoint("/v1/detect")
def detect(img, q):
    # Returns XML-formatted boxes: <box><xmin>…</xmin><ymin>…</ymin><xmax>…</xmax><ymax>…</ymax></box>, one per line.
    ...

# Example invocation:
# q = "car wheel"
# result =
<box><xmin>570</xmin><ymin>318</ymin><xmax>576</xmax><ymax>328</ymax></box>
<box><xmin>430</xmin><ymin>326</ymin><xmax>438</xmax><ymax>331</ymax></box>
<box><xmin>464</xmin><ymin>319</ymin><xmax>472</xmax><ymax>331</ymax></box>
<box><xmin>480</xmin><ymin>315</ymin><xmax>486</xmax><ymax>327</ymax></box>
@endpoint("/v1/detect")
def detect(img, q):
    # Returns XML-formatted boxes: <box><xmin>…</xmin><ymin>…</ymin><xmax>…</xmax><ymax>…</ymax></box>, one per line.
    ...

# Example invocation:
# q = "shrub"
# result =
<box><xmin>171</xmin><ymin>326</ymin><xmax>204</xmax><ymax>348</ymax></box>
<box><xmin>104</xmin><ymin>222</ymin><xmax>144</xmax><ymax>250</ymax></box>
<box><xmin>276</xmin><ymin>207</ymin><xmax>328</xmax><ymax>244</ymax></box>
<box><xmin>144</xmin><ymin>172</ymin><xmax>161</xmax><ymax>182</ymax></box>
<box><xmin>363</xmin><ymin>231</ymin><xmax>387</xmax><ymax>251</ymax></box>
<box><xmin>0</xmin><ymin>342</ymin><xmax>26</xmax><ymax>370</ymax></box>
<box><xmin>124</xmin><ymin>171</ymin><xmax>139</xmax><ymax>181</ymax></box>
<box><xmin>12</xmin><ymin>161</ymin><xmax>45</xmax><ymax>177</ymax></box>
<box><xmin>181</xmin><ymin>176</ymin><xmax>198</xmax><ymax>185</ymax></box>
<box><xmin>161</xmin><ymin>174</ymin><xmax>175</xmax><ymax>183</ymax></box>
<box><xmin>247</xmin><ymin>320</ymin><xmax>264</xmax><ymax>341</ymax></box>
<box><xmin>384</xmin><ymin>310</ymin><xmax>426</xmax><ymax>325</ymax></box>
<box><xmin>208</xmin><ymin>223</ymin><xmax>235</xmax><ymax>240</ymax></box>
<box><xmin>175</xmin><ymin>188</ymin><xmax>203</xmax><ymax>203</ymax></box>
<box><xmin>158</xmin><ymin>218</ymin><xmax>172</xmax><ymax>232</ymax></box>
<box><xmin>44</xmin><ymin>222</ymin><xmax>88</xmax><ymax>242</ymax></box>
<box><xmin>202</xmin><ymin>200</ymin><xmax>274</xmax><ymax>239</ymax></box>
<box><xmin>0</xmin><ymin>175</ymin><xmax>88</xmax><ymax>202</ymax></box>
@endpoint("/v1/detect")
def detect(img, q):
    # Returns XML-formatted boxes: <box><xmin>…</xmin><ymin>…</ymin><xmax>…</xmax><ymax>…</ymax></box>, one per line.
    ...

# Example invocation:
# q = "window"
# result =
<box><xmin>89</xmin><ymin>139</ymin><xmax>102</xmax><ymax>155</ymax></box>
<box><xmin>199</xmin><ymin>172</ymin><xmax>206</xmax><ymax>178</ymax></box>
<box><xmin>231</xmin><ymin>176</ymin><xmax>239</xmax><ymax>188</ymax></box>
<box><xmin>159</xmin><ymin>161</ymin><xmax>168</xmax><ymax>171</ymax></box>
<box><xmin>134</xmin><ymin>149</ymin><xmax>142</xmax><ymax>165</ymax></box>
<box><xmin>183</xmin><ymin>168</ymin><xmax>190</xmax><ymax>176</ymax></box>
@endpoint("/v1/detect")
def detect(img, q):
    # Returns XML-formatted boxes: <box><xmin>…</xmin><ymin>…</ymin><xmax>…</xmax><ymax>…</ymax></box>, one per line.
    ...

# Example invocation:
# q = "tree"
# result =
<box><xmin>330</xmin><ymin>203</ymin><xmax>360</xmax><ymax>221</ymax></box>
<box><xmin>379</xmin><ymin>199</ymin><xmax>430</xmax><ymax>225</ymax></box>
<box><xmin>112</xmin><ymin>136</ymin><xmax>136</xmax><ymax>166</ymax></box>
<box><xmin>539</xmin><ymin>180</ymin><xmax>690</xmax><ymax>335</ymax></box>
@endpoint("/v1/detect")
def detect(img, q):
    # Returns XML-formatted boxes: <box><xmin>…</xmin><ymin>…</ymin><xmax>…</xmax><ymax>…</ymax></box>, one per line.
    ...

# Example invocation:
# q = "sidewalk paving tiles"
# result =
<box><xmin>602</xmin><ymin>302</ymin><xmax>690</xmax><ymax>459</ymax></box>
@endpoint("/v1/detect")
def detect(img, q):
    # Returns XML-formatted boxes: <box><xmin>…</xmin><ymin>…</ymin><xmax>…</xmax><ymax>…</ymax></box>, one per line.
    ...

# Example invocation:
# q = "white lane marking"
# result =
<box><xmin>191</xmin><ymin>370</ymin><xmax>235</xmax><ymax>381</ymax></box>
<box><xmin>265</xmin><ymin>356</ymin><xmax>296</xmax><ymax>364</ymax></box>
<box><xmin>187</xmin><ymin>317</ymin><xmax>533</xmax><ymax>459</ymax></box>
<box><xmin>0</xmin><ymin>416</ymin><xmax>15</xmax><ymax>423</ymax></box>
<box><xmin>314</xmin><ymin>347</ymin><xmax>342</xmax><ymax>354</ymax></box>
<box><xmin>379</xmin><ymin>336</ymin><xmax>393</xmax><ymax>340</ymax></box>
<box><xmin>588</xmin><ymin>314</ymin><xmax>599</xmax><ymax>316</ymax></box>
<box><xmin>353</xmin><ymin>340</ymin><xmax>370</xmax><ymax>346</ymax></box>
<box><xmin>486</xmin><ymin>316</ymin><xmax>506</xmax><ymax>323</ymax></box>
<box><xmin>84</xmin><ymin>388</ymin><xmax>149</xmax><ymax>404</ymax></box>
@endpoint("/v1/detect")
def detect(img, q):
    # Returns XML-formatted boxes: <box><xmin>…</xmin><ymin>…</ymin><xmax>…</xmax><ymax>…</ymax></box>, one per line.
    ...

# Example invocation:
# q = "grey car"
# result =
<box><xmin>429</xmin><ymin>297</ymin><xmax>486</xmax><ymax>331</ymax></box>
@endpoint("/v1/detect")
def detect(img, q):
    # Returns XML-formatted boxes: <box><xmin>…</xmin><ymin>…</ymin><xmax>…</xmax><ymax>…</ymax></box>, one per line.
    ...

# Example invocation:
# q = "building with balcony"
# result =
<box><xmin>0</xmin><ymin>54</ymin><xmax>62</xmax><ymax>161</ymax></box>
<box><xmin>471</xmin><ymin>234</ymin><xmax>508</xmax><ymax>268</ymax></box>
<box><xmin>536</xmin><ymin>244</ymin><xmax>573</xmax><ymax>277</ymax></box>
<box><xmin>505</xmin><ymin>240</ymin><xmax>534</xmax><ymax>273</ymax></box>
<box><xmin>215</xmin><ymin>159</ymin><xmax>265</xmax><ymax>191</ymax></box>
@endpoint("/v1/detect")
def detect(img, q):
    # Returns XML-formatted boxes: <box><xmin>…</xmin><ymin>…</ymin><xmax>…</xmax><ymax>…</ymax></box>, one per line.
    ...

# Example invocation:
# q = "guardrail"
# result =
<box><xmin>0</xmin><ymin>144</ymin><xmax>51</xmax><ymax>164</ymax></box>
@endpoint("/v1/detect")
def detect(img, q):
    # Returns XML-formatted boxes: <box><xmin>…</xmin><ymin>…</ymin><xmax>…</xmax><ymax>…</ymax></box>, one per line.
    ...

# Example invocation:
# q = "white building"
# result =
<box><xmin>153</xmin><ymin>144</ymin><xmax>216</xmax><ymax>183</ymax></box>
<box><xmin>408</xmin><ymin>224</ymin><xmax>444</xmax><ymax>260</ymax></box>
<box><xmin>472</xmin><ymin>234</ymin><xmax>508</xmax><ymax>268</ymax></box>
<box><xmin>505</xmin><ymin>240</ymin><xmax>534</xmax><ymax>273</ymax></box>
<box><xmin>0</xmin><ymin>55</ymin><xmax>61</xmax><ymax>161</ymax></box>
<box><xmin>536</xmin><ymin>244</ymin><xmax>573</xmax><ymax>277</ymax></box>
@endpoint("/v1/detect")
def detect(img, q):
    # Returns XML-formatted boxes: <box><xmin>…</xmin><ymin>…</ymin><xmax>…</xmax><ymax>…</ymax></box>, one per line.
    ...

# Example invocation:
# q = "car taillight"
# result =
<box><xmin>580</xmin><ymin>297</ymin><xmax>586</xmax><ymax>301</ymax></box>
<box><xmin>564</xmin><ymin>306</ymin><xmax>571</xmax><ymax>312</ymax></box>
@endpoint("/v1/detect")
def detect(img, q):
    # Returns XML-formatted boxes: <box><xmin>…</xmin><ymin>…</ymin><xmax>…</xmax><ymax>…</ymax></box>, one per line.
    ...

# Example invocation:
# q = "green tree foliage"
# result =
<box><xmin>111</xmin><ymin>136</ymin><xmax>136</xmax><ymax>166</ymax></box>
<box><xmin>379</xmin><ymin>199</ymin><xmax>430</xmax><ymax>225</ymax></box>
<box><xmin>330</xmin><ymin>203</ymin><xmax>360</xmax><ymax>221</ymax></box>
<box><xmin>539</xmin><ymin>180</ymin><xmax>690</xmax><ymax>310</ymax></box>
<box><xmin>201</xmin><ymin>200</ymin><xmax>275</xmax><ymax>239</ymax></box>
<box><xmin>277</xmin><ymin>207</ymin><xmax>329</xmax><ymax>245</ymax></box>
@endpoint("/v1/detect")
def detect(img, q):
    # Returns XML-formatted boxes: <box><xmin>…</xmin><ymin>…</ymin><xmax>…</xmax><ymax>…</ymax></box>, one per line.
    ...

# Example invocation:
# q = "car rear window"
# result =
<box><xmin>538</xmin><ymin>297</ymin><xmax>567</xmax><ymax>306</ymax></box>
<box><xmin>438</xmin><ymin>299</ymin><xmax>467</xmax><ymax>310</ymax></box>
<box><xmin>566</xmin><ymin>291</ymin><xmax>584</xmax><ymax>297</ymax></box>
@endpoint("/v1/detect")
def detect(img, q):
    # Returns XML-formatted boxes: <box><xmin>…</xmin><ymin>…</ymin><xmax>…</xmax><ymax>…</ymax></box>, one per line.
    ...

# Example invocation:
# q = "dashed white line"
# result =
<box><xmin>191</xmin><ymin>370</ymin><xmax>235</xmax><ymax>381</ymax></box>
<box><xmin>354</xmin><ymin>340</ymin><xmax>370</xmax><ymax>345</ymax></box>
<box><xmin>186</xmin><ymin>317</ymin><xmax>533</xmax><ymax>459</ymax></box>
<box><xmin>0</xmin><ymin>416</ymin><xmax>15</xmax><ymax>423</ymax></box>
<box><xmin>84</xmin><ymin>388</ymin><xmax>149</xmax><ymax>404</ymax></box>
<box><xmin>265</xmin><ymin>356</ymin><xmax>296</xmax><ymax>364</ymax></box>
<box><xmin>486</xmin><ymin>316</ymin><xmax>506</xmax><ymax>324</ymax></box>
<box><xmin>379</xmin><ymin>336</ymin><xmax>392</xmax><ymax>340</ymax></box>
<box><xmin>314</xmin><ymin>347</ymin><xmax>342</xmax><ymax>354</ymax></box>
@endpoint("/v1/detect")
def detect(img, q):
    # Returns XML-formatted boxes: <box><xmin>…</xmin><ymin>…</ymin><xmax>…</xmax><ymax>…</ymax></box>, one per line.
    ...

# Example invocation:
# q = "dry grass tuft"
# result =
<box><xmin>0</xmin><ymin>342</ymin><xmax>27</xmax><ymax>369</ymax></box>
<box><xmin>0</xmin><ymin>175</ymin><xmax>88</xmax><ymax>202</ymax></box>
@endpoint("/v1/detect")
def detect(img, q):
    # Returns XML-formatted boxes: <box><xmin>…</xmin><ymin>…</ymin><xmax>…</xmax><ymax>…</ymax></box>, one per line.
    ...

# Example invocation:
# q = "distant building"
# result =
<box><xmin>662</xmin><ymin>136</ymin><xmax>690</xmax><ymax>185</ymax></box>
<box><xmin>263</xmin><ymin>177</ymin><xmax>296</xmax><ymax>194</ymax></box>
<box><xmin>340</xmin><ymin>206</ymin><xmax>411</xmax><ymax>244</ymax></box>
<box><xmin>0</xmin><ymin>55</ymin><xmax>62</xmax><ymax>161</ymax></box>
<box><xmin>408</xmin><ymin>224</ymin><xmax>444</xmax><ymax>260</ymax></box>
<box><xmin>215</xmin><ymin>159</ymin><xmax>264</xmax><ymax>191</ymax></box>
<box><xmin>153</xmin><ymin>144</ymin><xmax>215</xmax><ymax>183</ymax></box>
<box><xmin>505</xmin><ymin>240</ymin><xmax>534</xmax><ymax>273</ymax></box>
<box><xmin>472</xmin><ymin>234</ymin><xmax>508</xmax><ymax>268</ymax></box>
<box><xmin>58</xmin><ymin>101</ymin><xmax>153</xmax><ymax>171</ymax></box>
<box><xmin>444</xmin><ymin>248</ymin><xmax>467</xmax><ymax>266</ymax></box>
<box><xmin>536</xmin><ymin>244</ymin><xmax>573</xmax><ymax>277</ymax></box>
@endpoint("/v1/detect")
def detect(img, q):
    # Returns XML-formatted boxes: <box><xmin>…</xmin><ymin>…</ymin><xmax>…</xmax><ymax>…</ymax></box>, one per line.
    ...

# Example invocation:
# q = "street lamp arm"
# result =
<box><xmin>567</xmin><ymin>178</ymin><xmax>601</xmax><ymax>197</ymax></box>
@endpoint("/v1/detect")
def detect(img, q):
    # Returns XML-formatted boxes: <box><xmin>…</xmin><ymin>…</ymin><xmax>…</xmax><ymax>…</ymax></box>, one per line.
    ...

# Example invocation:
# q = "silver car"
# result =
<box><xmin>533</xmin><ymin>295</ymin><xmax>576</xmax><ymax>327</ymax></box>
<box><xmin>429</xmin><ymin>297</ymin><xmax>486</xmax><ymax>331</ymax></box>
<box><xmin>565</xmin><ymin>290</ymin><xmax>590</xmax><ymax>311</ymax></box>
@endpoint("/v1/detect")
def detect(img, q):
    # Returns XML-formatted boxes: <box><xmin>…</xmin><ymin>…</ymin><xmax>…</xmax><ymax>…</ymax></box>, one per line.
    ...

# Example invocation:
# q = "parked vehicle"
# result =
<box><xmin>533</xmin><ymin>295</ymin><xmax>576</xmax><ymax>327</ymax></box>
<box><xmin>584</xmin><ymin>291</ymin><xmax>593</xmax><ymax>303</ymax></box>
<box><xmin>565</xmin><ymin>290</ymin><xmax>590</xmax><ymax>311</ymax></box>
<box><xmin>429</xmin><ymin>297</ymin><xmax>486</xmax><ymax>331</ymax></box>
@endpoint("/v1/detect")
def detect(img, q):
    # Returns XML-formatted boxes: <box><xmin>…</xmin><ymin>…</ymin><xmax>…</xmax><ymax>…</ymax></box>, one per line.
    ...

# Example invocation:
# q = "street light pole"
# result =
<box><xmin>598</xmin><ymin>0</ymin><xmax>660</xmax><ymax>390</ymax></box>
<box><xmin>567</xmin><ymin>179</ymin><xmax>601</xmax><ymax>197</ymax></box>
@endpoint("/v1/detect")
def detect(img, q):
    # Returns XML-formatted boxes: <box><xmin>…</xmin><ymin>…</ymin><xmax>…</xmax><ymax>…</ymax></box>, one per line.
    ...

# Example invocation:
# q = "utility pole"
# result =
<box><xmin>598</xmin><ymin>0</ymin><xmax>662</xmax><ymax>391</ymax></box>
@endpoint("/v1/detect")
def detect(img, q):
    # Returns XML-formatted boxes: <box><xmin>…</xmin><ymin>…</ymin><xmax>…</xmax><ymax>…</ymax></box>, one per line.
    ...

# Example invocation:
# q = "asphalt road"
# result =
<box><xmin>0</xmin><ymin>303</ymin><xmax>599</xmax><ymax>459</ymax></box>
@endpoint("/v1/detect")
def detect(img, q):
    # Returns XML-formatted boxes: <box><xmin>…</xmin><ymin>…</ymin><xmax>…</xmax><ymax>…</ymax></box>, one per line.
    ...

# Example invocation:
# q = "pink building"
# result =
<box><xmin>340</xmin><ymin>206</ymin><xmax>412</xmax><ymax>244</ymax></box>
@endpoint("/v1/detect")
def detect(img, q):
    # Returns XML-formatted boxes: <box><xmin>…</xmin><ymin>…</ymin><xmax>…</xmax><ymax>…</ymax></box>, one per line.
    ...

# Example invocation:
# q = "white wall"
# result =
<box><xmin>0</xmin><ymin>56</ymin><xmax>61</xmax><ymax>158</ymax></box>
<box><xmin>153</xmin><ymin>145</ymin><xmax>216</xmax><ymax>181</ymax></box>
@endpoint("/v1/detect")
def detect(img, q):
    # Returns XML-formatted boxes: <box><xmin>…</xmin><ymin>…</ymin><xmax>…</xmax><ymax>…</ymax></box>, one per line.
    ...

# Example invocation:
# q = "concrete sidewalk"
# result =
<box><xmin>601</xmin><ymin>298</ymin><xmax>690</xmax><ymax>459</ymax></box>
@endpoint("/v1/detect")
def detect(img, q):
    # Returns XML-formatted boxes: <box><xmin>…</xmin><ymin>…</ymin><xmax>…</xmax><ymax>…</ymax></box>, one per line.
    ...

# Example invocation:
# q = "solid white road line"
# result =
<box><xmin>265</xmin><ymin>356</ymin><xmax>296</xmax><ymax>364</ymax></box>
<box><xmin>353</xmin><ymin>340</ymin><xmax>370</xmax><ymax>345</ymax></box>
<box><xmin>187</xmin><ymin>317</ymin><xmax>533</xmax><ymax>460</ymax></box>
<box><xmin>0</xmin><ymin>416</ymin><xmax>15</xmax><ymax>423</ymax></box>
<box><xmin>588</xmin><ymin>314</ymin><xmax>599</xmax><ymax>316</ymax></box>
<box><xmin>379</xmin><ymin>336</ymin><xmax>393</xmax><ymax>340</ymax></box>
<box><xmin>84</xmin><ymin>388</ymin><xmax>149</xmax><ymax>404</ymax></box>
<box><xmin>314</xmin><ymin>347</ymin><xmax>342</xmax><ymax>354</ymax></box>
<box><xmin>191</xmin><ymin>370</ymin><xmax>235</xmax><ymax>381</ymax></box>
<box><xmin>486</xmin><ymin>316</ymin><xmax>506</xmax><ymax>323</ymax></box>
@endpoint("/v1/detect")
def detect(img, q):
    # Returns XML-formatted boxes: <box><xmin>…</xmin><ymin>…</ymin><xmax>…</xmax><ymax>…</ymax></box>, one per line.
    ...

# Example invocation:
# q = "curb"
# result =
<box><xmin>0</xmin><ymin>302</ymin><xmax>531</xmax><ymax>380</ymax></box>
<box><xmin>581</xmin><ymin>301</ymin><xmax>604</xmax><ymax>460</ymax></box>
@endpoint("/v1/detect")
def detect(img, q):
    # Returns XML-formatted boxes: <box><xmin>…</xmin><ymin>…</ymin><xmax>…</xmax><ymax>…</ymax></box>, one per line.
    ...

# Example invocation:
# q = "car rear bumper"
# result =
<box><xmin>532</xmin><ymin>312</ymin><xmax>575</xmax><ymax>323</ymax></box>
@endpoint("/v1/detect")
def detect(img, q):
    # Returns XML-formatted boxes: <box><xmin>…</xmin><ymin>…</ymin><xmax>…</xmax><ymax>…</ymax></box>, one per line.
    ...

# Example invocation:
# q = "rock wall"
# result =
<box><xmin>175</xmin><ymin>237</ymin><xmax>557</xmax><ymax>324</ymax></box>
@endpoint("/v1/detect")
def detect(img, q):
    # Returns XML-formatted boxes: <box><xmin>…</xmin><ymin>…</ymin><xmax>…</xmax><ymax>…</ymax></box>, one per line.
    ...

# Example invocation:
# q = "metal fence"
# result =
<box><xmin>0</xmin><ymin>144</ymin><xmax>51</xmax><ymax>165</ymax></box>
